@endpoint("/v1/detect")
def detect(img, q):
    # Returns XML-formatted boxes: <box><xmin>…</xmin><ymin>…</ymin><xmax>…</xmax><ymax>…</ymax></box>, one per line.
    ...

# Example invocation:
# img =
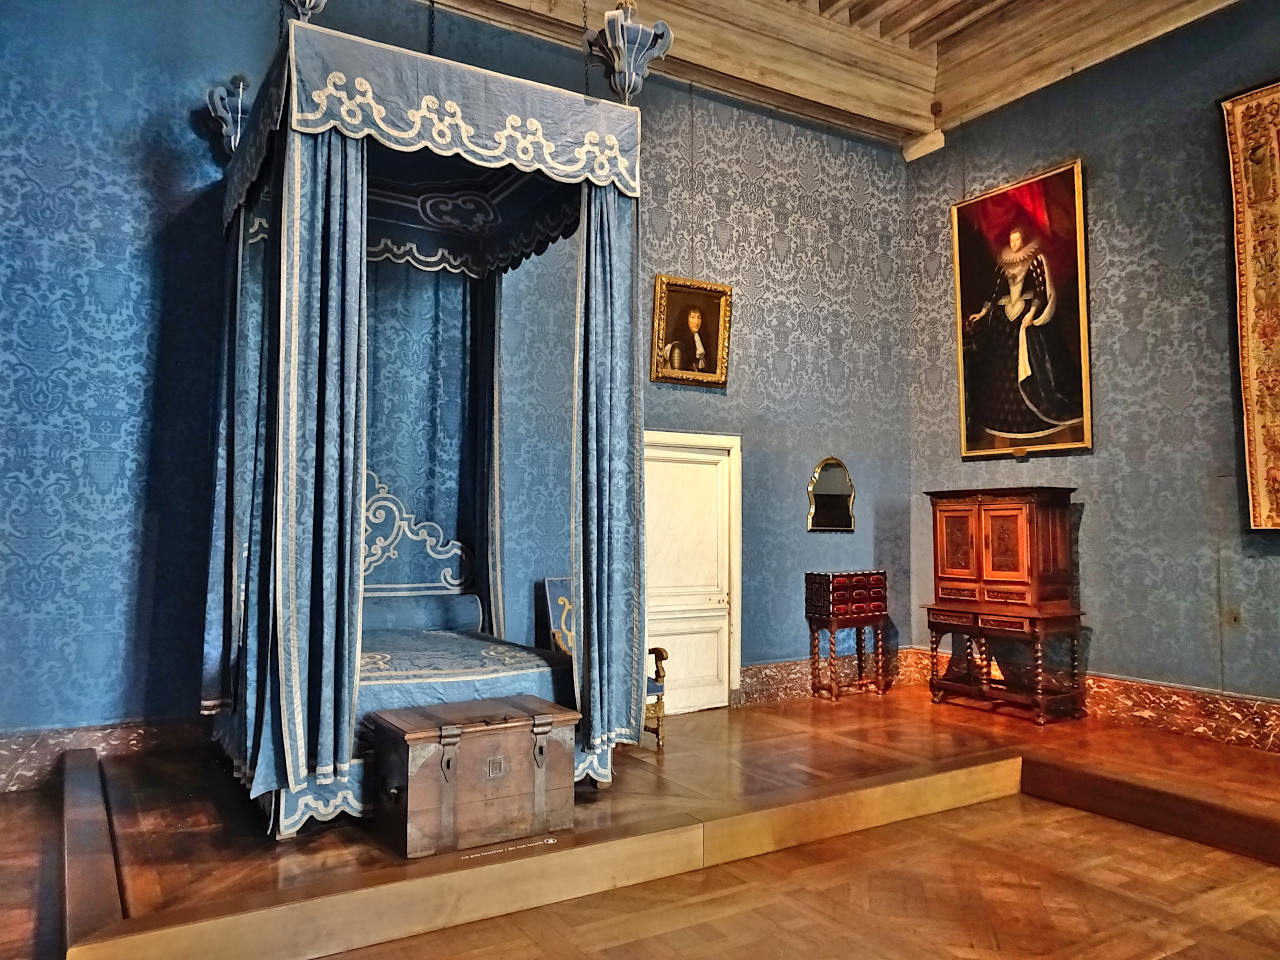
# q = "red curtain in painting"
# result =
<box><xmin>961</xmin><ymin>172</ymin><xmax>1078</xmax><ymax>285</ymax></box>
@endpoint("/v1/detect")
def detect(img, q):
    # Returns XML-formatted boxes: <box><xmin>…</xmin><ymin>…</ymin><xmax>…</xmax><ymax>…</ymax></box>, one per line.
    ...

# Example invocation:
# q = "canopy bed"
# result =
<box><xmin>200</xmin><ymin>20</ymin><xmax>646</xmax><ymax>837</ymax></box>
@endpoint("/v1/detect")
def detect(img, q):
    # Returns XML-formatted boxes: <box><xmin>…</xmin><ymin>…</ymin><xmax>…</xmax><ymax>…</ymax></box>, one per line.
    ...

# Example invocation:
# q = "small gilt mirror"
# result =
<box><xmin>807</xmin><ymin>457</ymin><xmax>855</xmax><ymax>532</ymax></box>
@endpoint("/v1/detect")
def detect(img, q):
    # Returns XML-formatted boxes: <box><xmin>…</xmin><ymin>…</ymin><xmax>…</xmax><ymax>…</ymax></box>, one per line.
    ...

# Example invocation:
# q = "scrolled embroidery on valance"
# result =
<box><xmin>289</xmin><ymin>23</ymin><xmax>641</xmax><ymax>197</ymax></box>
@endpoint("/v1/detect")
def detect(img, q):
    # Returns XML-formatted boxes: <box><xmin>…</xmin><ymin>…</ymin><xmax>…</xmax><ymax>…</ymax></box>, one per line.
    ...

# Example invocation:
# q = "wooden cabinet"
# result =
<box><xmin>924</xmin><ymin>488</ymin><xmax>1084</xmax><ymax>724</ymax></box>
<box><xmin>930</xmin><ymin>488</ymin><xmax>1072</xmax><ymax>608</ymax></box>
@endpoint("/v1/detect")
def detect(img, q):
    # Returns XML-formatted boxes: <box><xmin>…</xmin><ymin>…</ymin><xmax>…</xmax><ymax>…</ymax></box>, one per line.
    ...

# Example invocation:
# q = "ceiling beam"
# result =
<box><xmin>423</xmin><ymin>0</ymin><xmax>937</xmax><ymax>143</ymax></box>
<box><xmin>880</xmin><ymin>0</ymin><xmax>959</xmax><ymax>41</ymax></box>
<box><xmin>934</xmin><ymin>0</ymin><xmax>1241</xmax><ymax>129</ymax></box>
<box><xmin>847</xmin><ymin>0</ymin><xmax>916</xmax><ymax>31</ymax></box>
<box><xmin>818</xmin><ymin>0</ymin><xmax>857</xmax><ymax>22</ymax></box>
<box><xmin>907</xmin><ymin>0</ymin><xmax>1015</xmax><ymax>49</ymax></box>
<box><xmin>414</xmin><ymin>0</ymin><xmax>1242</xmax><ymax>153</ymax></box>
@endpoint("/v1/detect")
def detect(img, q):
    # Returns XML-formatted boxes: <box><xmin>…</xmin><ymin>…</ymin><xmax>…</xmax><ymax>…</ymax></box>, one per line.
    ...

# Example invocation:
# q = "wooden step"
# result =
<box><xmin>64</xmin><ymin>752</ymin><xmax>1022</xmax><ymax>960</ymax></box>
<box><xmin>1021</xmin><ymin>753</ymin><xmax>1280</xmax><ymax>867</ymax></box>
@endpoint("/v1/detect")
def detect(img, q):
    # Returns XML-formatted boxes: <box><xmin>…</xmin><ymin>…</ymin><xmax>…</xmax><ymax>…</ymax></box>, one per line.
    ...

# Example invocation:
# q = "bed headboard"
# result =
<box><xmin>362</xmin><ymin>470</ymin><xmax>471</xmax><ymax>597</ymax></box>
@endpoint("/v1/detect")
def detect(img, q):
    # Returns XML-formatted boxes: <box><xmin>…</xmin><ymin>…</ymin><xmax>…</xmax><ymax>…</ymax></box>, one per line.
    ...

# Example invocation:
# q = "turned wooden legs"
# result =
<box><xmin>808</xmin><ymin>621</ymin><xmax>840</xmax><ymax>700</ymax></box>
<box><xmin>1070</xmin><ymin>629</ymin><xmax>1086</xmax><ymax>718</ymax></box>
<box><xmin>929</xmin><ymin>631</ymin><xmax>943</xmax><ymax>702</ymax></box>
<box><xmin>1033</xmin><ymin>633</ymin><xmax>1047</xmax><ymax>726</ymax></box>
<box><xmin>873</xmin><ymin>624</ymin><xmax>885</xmax><ymax>695</ymax></box>
<box><xmin>854</xmin><ymin>627</ymin><xmax>866</xmax><ymax>687</ymax></box>
<box><xmin>809</xmin><ymin>625</ymin><xmax>822</xmax><ymax>698</ymax></box>
<box><xmin>828</xmin><ymin>625</ymin><xmax>841</xmax><ymax>702</ymax></box>
<box><xmin>809</xmin><ymin>616</ymin><xmax>889</xmax><ymax>700</ymax></box>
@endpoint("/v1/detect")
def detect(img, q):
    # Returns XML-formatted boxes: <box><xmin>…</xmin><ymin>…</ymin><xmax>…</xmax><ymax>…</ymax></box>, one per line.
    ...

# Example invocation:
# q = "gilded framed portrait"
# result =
<box><xmin>951</xmin><ymin>160</ymin><xmax>1093</xmax><ymax>458</ymax></box>
<box><xmin>650</xmin><ymin>274</ymin><xmax>733</xmax><ymax>388</ymax></box>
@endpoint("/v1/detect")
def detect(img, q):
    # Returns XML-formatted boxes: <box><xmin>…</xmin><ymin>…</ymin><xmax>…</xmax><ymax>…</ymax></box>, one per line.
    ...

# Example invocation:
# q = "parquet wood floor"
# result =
<box><xmin>79</xmin><ymin>687</ymin><xmax>1280</xmax><ymax>921</ymax></box>
<box><xmin>7</xmin><ymin>684</ymin><xmax>1280</xmax><ymax>959</ymax></box>
<box><xmin>0</xmin><ymin>787</ymin><xmax>61</xmax><ymax>960</ymax></box>
<box><xmin>335</xmin><ymin>796</ymin><xmax>1280</xmax><ymax>960</ymax></box>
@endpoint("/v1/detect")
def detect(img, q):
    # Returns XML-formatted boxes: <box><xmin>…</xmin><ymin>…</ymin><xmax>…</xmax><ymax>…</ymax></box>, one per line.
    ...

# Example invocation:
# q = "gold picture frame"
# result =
<box><xmin>1223</xmin><ymin>80</ymin><xmax>1280</xmax><ymax>529</ymax></box>
<box><xmin>951</xmin><ymin>159</ymin><xmax>1093</xmax><ymax>458</ymax></box>
<box><xmin>650</xmin><ymin>274</ymin><xmax>733</xmax><ymax>388</ymax></box>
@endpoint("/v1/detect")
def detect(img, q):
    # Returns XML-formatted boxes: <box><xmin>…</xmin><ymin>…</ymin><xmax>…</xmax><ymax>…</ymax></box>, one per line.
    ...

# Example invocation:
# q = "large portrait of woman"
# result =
<box><xmin>951</xmin><ymin>160</ymin><xmax>1092</xmax><ymax>458</ymax></box>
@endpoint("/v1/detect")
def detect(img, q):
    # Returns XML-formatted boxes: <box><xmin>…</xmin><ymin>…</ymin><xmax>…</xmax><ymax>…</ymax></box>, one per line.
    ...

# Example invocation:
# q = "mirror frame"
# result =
<box><xmin>807</xmin><ymin>456</ymin><xmax>855</xmax><ymax>532</ymax></box>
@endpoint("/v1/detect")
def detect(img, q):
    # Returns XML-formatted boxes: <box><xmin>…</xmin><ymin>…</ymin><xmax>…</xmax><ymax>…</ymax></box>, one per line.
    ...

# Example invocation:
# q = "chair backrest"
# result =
<box><xmin>540</xmin><ymin>578</ymin><xmax>579</xmax><ymax>709</ymax></box>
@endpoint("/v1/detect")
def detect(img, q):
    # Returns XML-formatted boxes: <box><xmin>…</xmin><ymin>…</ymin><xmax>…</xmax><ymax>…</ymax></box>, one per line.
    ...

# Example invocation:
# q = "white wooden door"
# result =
<box><xmin>643</xmin><ymin>431</ymin><xmax>741</xmax><ymax>714</ymax></box>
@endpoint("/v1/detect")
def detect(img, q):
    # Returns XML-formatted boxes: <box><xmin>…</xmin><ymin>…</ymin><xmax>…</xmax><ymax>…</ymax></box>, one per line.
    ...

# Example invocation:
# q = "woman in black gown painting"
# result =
<box><xmin>963</xmin><ymin>223</ymin><xmax>1083</xmax><ymax>446</ymax></box>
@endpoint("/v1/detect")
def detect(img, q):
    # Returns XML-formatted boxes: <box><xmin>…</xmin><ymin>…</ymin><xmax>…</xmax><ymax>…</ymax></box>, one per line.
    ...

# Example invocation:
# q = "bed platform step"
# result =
<box><xmin>64</xmin><ymin>751</ymin><xmax>1021</xmax><ymax>960</ymax></box>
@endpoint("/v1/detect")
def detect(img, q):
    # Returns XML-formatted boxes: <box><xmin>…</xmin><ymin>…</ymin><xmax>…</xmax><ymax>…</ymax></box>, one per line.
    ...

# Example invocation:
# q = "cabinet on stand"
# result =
<box><xmin>805</xmin><ymin>571</ymin><xmax>887</xmax><ymax>699</ymax></box>
<box><xmin>924</xmin><ymin>487</ymin><xmax>1085</xmax><ymax>724</ymax></box>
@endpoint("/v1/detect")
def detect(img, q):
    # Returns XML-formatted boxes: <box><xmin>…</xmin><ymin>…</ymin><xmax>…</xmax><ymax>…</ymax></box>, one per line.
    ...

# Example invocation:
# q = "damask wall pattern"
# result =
<box><xmin>497</xmin><ymin>238</ymin><xmax>577</xmax><ymax>649</ymax></box>
<box><xmin>637</xmin><ymin>81</ymin><xmax>913</xmax><ymax>666</ymax></box>
<box><xmin>0</xmin><ymin>1</ymin><xmax>278</xmax><ymax>731</ymax></box>
<box><xmin>4</xmin><ymin>0</ymin><xmax>1278</xmax><ymax>735</ymax></box>
<box><xmin>903</xmin><ymin>0</ymin><xmax>1280</xmax><ymax>699</ymax></box>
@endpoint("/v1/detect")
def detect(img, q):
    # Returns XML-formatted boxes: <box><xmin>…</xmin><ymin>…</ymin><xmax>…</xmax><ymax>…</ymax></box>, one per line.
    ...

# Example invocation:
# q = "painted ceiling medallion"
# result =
<box><xmin>584</xmin><ymin>0</ymin><xmax>672</xmax><ymax>105</ymax></box>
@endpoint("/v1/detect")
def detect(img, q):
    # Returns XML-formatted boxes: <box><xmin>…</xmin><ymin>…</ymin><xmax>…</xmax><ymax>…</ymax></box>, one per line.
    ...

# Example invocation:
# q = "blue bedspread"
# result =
<box><xmin>356</xmin><ymin>628</ymin><xmax>574</xmax><ymax>716</ymax></box>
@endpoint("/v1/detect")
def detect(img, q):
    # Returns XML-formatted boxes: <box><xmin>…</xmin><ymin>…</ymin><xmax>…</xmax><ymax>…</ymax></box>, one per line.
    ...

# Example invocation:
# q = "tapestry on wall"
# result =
<box><xmin>1224</xmin><ymin>82</ymin><xmax>1280</xmax><ymax>530</ymax></box>
<box><xmin>950</xmin><ymin>160</ymin><xmax>1092</xmax><ymax>458</ymax></box>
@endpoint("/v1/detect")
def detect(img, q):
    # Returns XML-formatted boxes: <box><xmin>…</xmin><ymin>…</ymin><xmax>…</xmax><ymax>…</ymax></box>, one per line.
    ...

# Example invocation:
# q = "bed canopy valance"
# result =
<box><xmin>202</xmin><ymin>20</ymin><xmax>647</xmax><ymax>836</ymax></box>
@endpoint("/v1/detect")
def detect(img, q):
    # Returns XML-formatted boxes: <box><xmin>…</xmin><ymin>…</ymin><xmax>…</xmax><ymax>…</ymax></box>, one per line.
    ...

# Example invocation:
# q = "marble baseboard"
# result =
<box><xmin>893</xmin><ymin>647</ymin><xmax>936</xmax><ymax>686</ymax></box>
<box><xmin>736</xmin><ymin>652</ymin><xmax>914</xmax><ymax>706</ymax></box>
<box><xmin>894</xmin><ymin>646</ymin><xmax>1280</xmax><ymax>755</ymax></box>
<box><xmin>1084</xmin><ymin>674</ymin><xmax>1280</xmax><ymax>754</ymax></box>
<box><xmin>735</xmin><ymin>658</ymin><xmax>815</xmax><ymax>705</ymax></box>
<box><xmin>0</xmin><ymin>718</ymin><xmax>206</xmax><ymax>793</ymax></box>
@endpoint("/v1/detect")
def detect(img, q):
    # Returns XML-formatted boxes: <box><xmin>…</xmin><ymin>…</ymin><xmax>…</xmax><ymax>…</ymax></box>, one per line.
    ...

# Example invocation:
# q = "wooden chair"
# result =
<box><xmin>541</xmin><ymin>579</ymin><xmax>669</xmax><ymax>751</ymax></box>
<box><xmin>644</xmin><ymin>646</ymin><xmax>668</xmax><ymax>750</ymax></box>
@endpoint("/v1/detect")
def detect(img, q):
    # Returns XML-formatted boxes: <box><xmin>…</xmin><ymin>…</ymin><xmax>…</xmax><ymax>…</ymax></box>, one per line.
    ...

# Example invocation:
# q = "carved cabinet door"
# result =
<box><xmin>979</xmin><ymin>504</ymin><xmax>1030</xmax><ymax>583</ymax></box>
<box><xmin>935</xmin><ymin>506</ymin><xmax>979</xmax><ymax>580</ymax></box>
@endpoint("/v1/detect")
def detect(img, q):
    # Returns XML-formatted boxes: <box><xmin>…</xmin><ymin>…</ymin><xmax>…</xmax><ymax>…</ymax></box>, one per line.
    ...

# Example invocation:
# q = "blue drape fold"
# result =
<box><xmin>203</xmin><ymin>129</ymin><xmax>368</xmax><ymax>799</ymax></box>
<box><xmin>572</xmin><ymin>184</ymin><xmax>645</xmax><ymax>781</ymax></box>
<box><xmin>272</xmin><ymin>128</ymin><xmax>367</xmax><ymax>793</ymax></box>
<box><xmin>461</xmin><ymin>274</ymin><xmax>504</xmax><ymax>637</ymax></box>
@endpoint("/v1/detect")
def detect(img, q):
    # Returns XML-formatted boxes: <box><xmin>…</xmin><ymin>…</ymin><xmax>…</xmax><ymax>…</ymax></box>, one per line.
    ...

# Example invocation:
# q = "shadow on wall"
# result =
<box><xmin>872</xmin><ymin>495</ymin><xmax>909</xmax><ymax>667</ymax></box>
<box><xmin>134</xmin><ymin>179</ymin><xmax>225</xmax><ymax>720</ymax></box>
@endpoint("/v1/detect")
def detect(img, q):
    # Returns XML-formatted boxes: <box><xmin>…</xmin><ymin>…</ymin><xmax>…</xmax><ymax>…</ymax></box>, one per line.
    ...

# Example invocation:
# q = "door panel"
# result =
<box><xmin>643</xmin><ymin>436</ymin><xmax>736</xmax><ymax>714</ymax></box>
<box><xmin>645</xmin><ymin>615</ymin><xmax>729</xmax><ymax>714</ymax></box>
<box><xmin>935</xmin><ymin>506</ymin><xmax>978</xmax><ymax>580</ymax></box>
<box><xmin>644</xmin><ymin>454</ymin><xmax>726</xmax><ymax>601</ymax></box>
<box><xmin>981</xmin><ymin>504</ymin><xmax>1030</xmax><ymax>582</ymax></box>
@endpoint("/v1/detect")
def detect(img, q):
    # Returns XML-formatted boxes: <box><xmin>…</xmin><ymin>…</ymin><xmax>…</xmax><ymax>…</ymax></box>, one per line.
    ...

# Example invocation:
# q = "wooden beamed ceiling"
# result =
<box><xmin>424</xmin><ymin>0</ymin><xmax>1240</xmax><ymax>157</ymax></box>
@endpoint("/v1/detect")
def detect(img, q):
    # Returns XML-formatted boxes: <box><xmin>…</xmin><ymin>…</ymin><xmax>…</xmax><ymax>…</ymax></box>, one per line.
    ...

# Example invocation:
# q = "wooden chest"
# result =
<box><xmin>804</xmin><ymin>570</ymin><xmax>887</xmax><ymax>619</ymax></box>
<box><xmin>370</xmin><ymin>695</ymin><xmax>580</xmax><ymax>859</ymax></box>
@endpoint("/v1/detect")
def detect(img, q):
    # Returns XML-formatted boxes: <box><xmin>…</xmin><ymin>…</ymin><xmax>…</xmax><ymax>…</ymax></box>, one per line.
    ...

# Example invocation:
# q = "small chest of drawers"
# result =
<box><xmin>805</xmin><ymin>570</ymin><xmax>888</xmax><ymax>699</ymax></box>
<box><xmin>805</xmin><ymin>570</ymin><xmax>887</xmax><ymax>619</ymax></box>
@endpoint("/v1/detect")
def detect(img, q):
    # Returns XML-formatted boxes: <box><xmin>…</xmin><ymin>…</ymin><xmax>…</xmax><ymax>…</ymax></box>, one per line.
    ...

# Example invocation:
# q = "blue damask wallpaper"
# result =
<box><xmin>904</xmin><ymin>0</ymin><xmax>1280</xmax><ymax>698</ymax></box>
<box><xmin>497</xmin><ymin>238</ymin><xmax>577</xmax><ymax>649</ymax></box>
<box><xmin>638</xmin><ymin>83</ymin><xmax>913</xmax><ymax>666</ymax></box>
<box><xmin>3</xmin><ymin>0</ymin><xmax>1278</xmax><ymax>733</ymax></box>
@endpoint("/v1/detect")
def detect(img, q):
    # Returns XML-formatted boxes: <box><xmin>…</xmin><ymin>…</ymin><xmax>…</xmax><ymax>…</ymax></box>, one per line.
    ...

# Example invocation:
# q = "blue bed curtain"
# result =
<box><xmin>462</xmin><ymin>273</ymin><xmax>504</xmax><ymax>636</ymax></box>
<box><xmin>201</xmin><ymin>181</ymin><xmax>275</xmax><ymax>785</ymax></box>
<box><xmin>365</xmin><ymin>261</ymin><xmax>502</xmax><ymax>633</ymax></box>
<box><xmin>572</xmin><ymin>183</ymin><xmax>646</xmax><ymax>780</ymax></box>
<box><xmin>203</xmin><ymin>128</ymin><xmax>368</xmax><ymax>797</ymax></box>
